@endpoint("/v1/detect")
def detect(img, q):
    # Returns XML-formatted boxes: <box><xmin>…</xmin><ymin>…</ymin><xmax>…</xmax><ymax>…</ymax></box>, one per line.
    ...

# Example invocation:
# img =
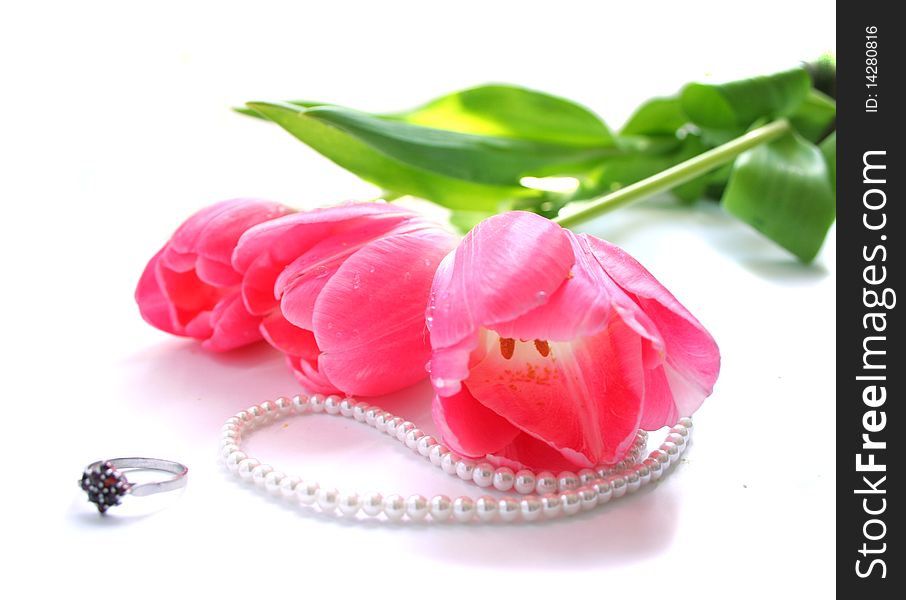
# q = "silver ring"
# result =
<box><xmin>79</xmin><ymin>458</ymin><xmax>188</xmax><ymax>513</ymax></box>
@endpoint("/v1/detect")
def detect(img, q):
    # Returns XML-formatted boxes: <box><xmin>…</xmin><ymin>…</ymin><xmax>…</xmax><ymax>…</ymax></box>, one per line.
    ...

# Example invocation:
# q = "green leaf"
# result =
<box><xmin>246</xmin><ymin>101</ymin><xmax>618</xmax><ymax>210</ymax></box>
<box><xmin>789</xmin><ymin>89</ymin><xmax>836</xmax><ymax>142</ymax></box>
<box><xmin>235</xmin><ymin>100</ymin><xmax>323</xmax><ymax>120</ymax></box>
<box><xmin>448</xmin><ymin>209</ymin><xmax>496</xmax><ymax>234</ymax></box>
<box><xmin>621</xmin><ymin>97</ymin><xmax>687</xmax><ymax>137</ymax></box>
<box><xmin>722</xmin><ymin>132</ymin><xmax>835</xmax><ymax>262</ymax></box>
<box><xmin>579</xmin><ymin>134</ymin><xmax>708</xmax><ymax>201</ymax></box>
<box><xmin>389</xmin><ymin>84</ymin><xmax>614</xmax><ymax>147</ymax></box>
<box><xmin>820</xmin><ymin>131</ymin><xmax>836</xmax><ymax>190</ymax></box>
<box><xmin>681</xmin><ymin>68</ymin><xmax>811</xmax><ymax>130</ymax></box>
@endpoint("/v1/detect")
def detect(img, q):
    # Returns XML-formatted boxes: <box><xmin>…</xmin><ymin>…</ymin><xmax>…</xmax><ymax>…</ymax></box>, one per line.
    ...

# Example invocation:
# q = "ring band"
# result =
<box><xmin>79</xmin><ymin>457</ymin><xmax>188</xmax><ymax>513</ymax></box>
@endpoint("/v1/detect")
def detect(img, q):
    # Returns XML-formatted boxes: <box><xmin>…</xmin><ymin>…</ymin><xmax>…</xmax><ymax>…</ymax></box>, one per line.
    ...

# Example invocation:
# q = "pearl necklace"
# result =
<box><xmin>219</xmin><ymin>393</ymin><xmax>692</xmax><ymax>523</ymax></box>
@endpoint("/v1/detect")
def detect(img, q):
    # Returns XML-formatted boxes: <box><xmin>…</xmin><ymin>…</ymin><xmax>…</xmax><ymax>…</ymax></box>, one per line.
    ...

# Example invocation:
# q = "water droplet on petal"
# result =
<box><xmin>433</xmin><ymin>378</ymin><xmax>446</xmax><ymax>389</ymax></box>
<box><xmin>315</xmin><ymin>265</ymin><xmax>329</xmax><ymax>279</ymax></box>
<box><xmin>353</xmin><ymin>272</ymin><xmax>361</xmax><ymax>289</ymax></box>
<box><xmin>369</xmin><ymin>265</ymin><xmax>376</xmax><ymax>273</ymax></box>
<box><xmin>404</xmin><ymin>271</ymin><xmax>412</xmax><ymax>282</ymax></box>
<box><xmin>535</xmin><ymin>290</ymin><xmax>547</xmax><ymax>303</ymax></box>
<box><xmin>423</xmin><ymin>258</ymin><xmax>431</xmax><ymax>267</ymax></box>
<box><xmin>424</xmin><ymin>360</ymin><xmax>432</xmax><ymax>373</ymax></box>
<box><xmin>327</xmin><ymin>322</ymin><xmax>334</xmax><ymax>330</ymax></box>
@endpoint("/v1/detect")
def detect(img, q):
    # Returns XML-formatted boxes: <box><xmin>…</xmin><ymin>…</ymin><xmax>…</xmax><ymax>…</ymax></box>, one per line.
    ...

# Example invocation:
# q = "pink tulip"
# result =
<box><xmin>135</xmin><ymin>199</ymin><xmax>296</xmax><ymax>351</ymax></box>
<box><xmin>232</xmin><ymin>203</ymin><xmax>457</xmax><ymax>396</ymax></box>
<box><xmin>427</xmin><ymin>211</ymin><xmax>720</xmax><ymax>471</ymax></box>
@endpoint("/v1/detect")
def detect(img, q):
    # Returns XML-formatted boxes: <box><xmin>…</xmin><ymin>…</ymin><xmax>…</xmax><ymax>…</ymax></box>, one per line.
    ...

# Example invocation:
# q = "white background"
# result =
<box><xmin>0</xmin><ymin>2</ymin><xmax>835</xmax><ymax>598</ymax></box>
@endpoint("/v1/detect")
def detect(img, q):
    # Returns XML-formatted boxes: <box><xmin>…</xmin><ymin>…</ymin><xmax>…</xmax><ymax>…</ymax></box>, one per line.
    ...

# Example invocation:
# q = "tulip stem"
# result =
<box><xmin>553</xmin><ymin>118</ymin><xmax>792</xmax><ymax>228</ymax></box>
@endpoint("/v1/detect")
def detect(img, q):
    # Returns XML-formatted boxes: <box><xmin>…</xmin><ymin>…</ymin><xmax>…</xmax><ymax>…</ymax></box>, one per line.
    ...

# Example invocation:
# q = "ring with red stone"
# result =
<box><xmin>79</xmin><ymin>458</ymin><xmax>188</xmax><ymax>514</ymax></box>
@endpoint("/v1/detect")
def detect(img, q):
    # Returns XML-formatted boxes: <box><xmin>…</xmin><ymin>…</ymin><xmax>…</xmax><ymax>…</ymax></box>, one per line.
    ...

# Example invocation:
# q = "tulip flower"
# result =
<box><xmin>426</xmin><ymin>211</ymin><xmax>720</xmax><ymax>471</ymax></box>
<box><xmin>136</xmin><ymin>199</ymin><xmax>295</xmax><ymax>351</ymax></box>
<box><xmin>232</xmin><ymin>203</ymin><xmax>457</xmax><ymax>396</ymax></box>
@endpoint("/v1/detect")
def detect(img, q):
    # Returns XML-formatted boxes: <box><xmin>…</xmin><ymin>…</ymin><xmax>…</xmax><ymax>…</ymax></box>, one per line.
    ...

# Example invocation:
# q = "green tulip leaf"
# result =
<box><xmin>245</xmin><ymin>101</ymin><xmax>619</xmax><ymax>210</ymax></box>
<box><xmin>820</xmin><ymin>131</ymin><xmax>836</xmax><ymax>190</ymax></box>
<box><xmin>722</xmin><ymin>131</ymin><xmax>835</xmax><ymax>262</ymax></box>
<box><xmin>789</xmin><ymin>89</ymin><xmax>836</xmax><ymax>142</ymax></box>
<box><xmin>389</xmin><ymin>84</ymin><xmax>615</xmax><ymax>147</ymax></box>
<box><xmin>621</xmin><ymin>96</ymin><xmax>687</xmax><ymax>137</ymax></box>
<box><xmin>681</xmin><ymin>67</ymin><xmax>811</xmax><ymax>130</ymax></box>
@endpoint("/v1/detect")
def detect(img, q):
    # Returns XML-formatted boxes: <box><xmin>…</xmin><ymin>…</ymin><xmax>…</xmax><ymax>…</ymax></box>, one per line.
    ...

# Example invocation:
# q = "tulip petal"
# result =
<box><xmin>489</xmin><ymin>432</ymin><xmax>602</xmax><ymax>472</ymax></box>
<box><xmin>465</xmin><ymin>317</ymin><xmax>645</xmax><ymax>466</ymax></box>
<box><xmin>240</xmin><ymin>253</ymin><xmax>285</xmax><ymax>315</ymax></box>
<box><xmin>432</xmin><ymin>386</ymin><xmax>520</xmax><ymax>458</ymax></box>
<box><xmin>586</xmin><ymin>236</ymin><xmax>720</xmax><ymax>420</ymax></box>
<box><xmin>314</xmin><ymin>228</ymin><xmax>456</xmax><ymax>396</ymax></box>
<box><xmin>427</xmin><ymin>211</ymin><xmax>574</xmax><ymax>351</ymax></box>
<box><xmin>286</xmin><ymin>355</ymin><xmax>343</xmax><ymax>395</ymax></box>
<box><xmin>203</xmin><ymin>292</ymin><xmax>264</xmax><ymax>351</ymax></box>
<box><xmin>279</xmin><ymin>265</ymin><xmax>339</xmax><ymax>331</ymax></box>
<box><xmin>135</xmin><ymin>249</ymin><xmax>180</xmax><ymax>335</ymax></box>
<box><xmin>232</xmin><ymin>203</ymin><xmax>414</xmax><ymax>273</ymax></box>
<box><xmin>195</xmin><ymin>200</ymin><xmax>295</xmax><ymax>266</ymax></box>
<box><xmin>259</xmin><ymin>312</ymin><xmax>321</xmax><ymax>359</ymax></box>
<box><xmin>490</xmin><ymin>231</ymin><xmax>614</xmax><ymax>342</ymax></box>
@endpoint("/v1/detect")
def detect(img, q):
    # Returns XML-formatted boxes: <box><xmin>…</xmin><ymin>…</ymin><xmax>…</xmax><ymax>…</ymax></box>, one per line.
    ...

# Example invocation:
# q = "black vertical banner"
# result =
<box><xmin>838</xmin><ymin>1</ymin><xmax>902</xmax><ymax>594</ymax></box>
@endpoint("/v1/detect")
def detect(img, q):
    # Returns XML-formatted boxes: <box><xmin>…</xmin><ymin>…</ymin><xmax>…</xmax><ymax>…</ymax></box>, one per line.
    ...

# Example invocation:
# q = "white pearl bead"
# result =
<box><xmin>339</xmin><ymin>398</ymin><xmax>355</xmax><ymax>417</ymax></box>
<box><xmin>280</xmin><ymin>476</ymin><xmax>300</xmax><ymax>499</ymax></box>
<box><xmin>644</xmin><ymin>457</ymin><xmax>663</xmax><ymax>481</ymax></box>
<box><xmin>417</xmin><ymin>435</ymin><xmax>437</xmax><ymax>457</ymax></box>
<box><xmin>430</xmin><ymin>495</ymin><xmax>453</xmax><ymax>521</ymax></box>
<box><xmin>383</xmin><ymin>494</ymin><xmax>406</xmax><ymax>521</ymax></box>
<box><xmin>364</xmin><ymin>407</ymin><xmax>381</xmax><ymax>426</ymax></box>
<box><xmin>237</xmin><ymin>458</ymin><xmax>260</xmax><ymax>481</ymax></box>
<box><xmin>561</xmin><ymin>492</ymin><xmax>581</xmax><ymax>515</ymax></box>
<box><xmin>475</xmin><ymin>496</ymin><xmax>498</xmax><ymax>522</ymax></box>
<box><xmin>541</xmin><ymin>493</ymin><xmax>562</xmax><ymax>518</ymax></box>
<box><xmin>247</xmin><ymin>405</ymin><xmax>263</xmax><ymax>420</ymax></box>
<box><xmin>595</xmin><ymin>466</ymin><xmax>611</xmax><ymax>479</ymax></box>
<box><xmin>324</xmin><ymin>395</ymin><xmax>342</xmax><ymax>415</ymax></box>
<box><xmin>259</xmin><ymin>400</ymin><xmax>277</xmax><ymax>418</ymax></box>
<box><xmin>452</xmin><ymin>497</ymin><xmax>475</xmax><ymax>522</ymax></box>
<box><xmin>251</xmin><ymin>463</ymin><xmax>273</xmax><ymax>486</ymax></box>
<box><xmin>557</xmin><ymin>471</ymin><xmax>579</xmax><ymax>492</ymax></box>
<box><xmin>429</xmin><ymin>444</ymin><xmax>448</xmax><ymax>467</ymax></box>
<box><xmin>625</xmin><ymin>469</ymin><xmax>641</xmax><ymax>493</ymax></box>
<box><xmin>455</xmin><ymin>460</ymin><xmax>475</xmax><ymax>481</ymax></box>
<box><xmin>309</xmin><ymin>394</ymin><xmax>326</xmax><ymax>413</ymax></box>
<box><xmin>535</xmin><ymin>471</ymin><xmax>558</xmax><ymax>495</ymax></box>
<box><xmin>636</xmin><ymin>464</ymin><xmax>651</xmax><ymax>486</ymax></box>
<box><xmin>441</xmin><ymin>453</ymin><xmax>459</xmax><ymax>475</ymax></box>
<box><xmin>520</xmin><ymin>496</ymin><xmax>542</xmax><ymax>521</ymax></box>
<box><xmin>405</xmin><ymin>428</ymin><xmax>424</xmax><ymax>450</ymax></box>
<box><xmin>666</xmin><ymin>433</ymin><xmax>685</xmax><ymax>449</ymax></box>
<box><xmin>236</xmin><ymin>410</ymin><xmax>251</xmax><ymax>423</ymax></box>
<box><xmin>224</xmin><ymin>416</ymin><xmax>240</xmax><ymax>426</ymax></box>
<box><xmin>669</xmin><ymin>424</ymin><xmax>689</xmax><ymax>439</ymax></box>
<box><xmin>361</xmin><ymin>492</ymin><xmax>383</xmax><ymax>517</ymax></box>
<box><xmin>221</xmin><ymin>424</ymin><xmax>239</xmax><ymax>437</ymax></box>
<box><xmin>578</xmin><ymin>486</ymin><xmax>598</xmax><ymax>511</ymax></box>
<box><xmin>352</xmin><ymin>403</ymin><xmax>368</xmax><ymax>422</ymax></box>
<box><xmin>374</xmin><ymin>411</ymin><xmax>390</xmax><ymax>431</ymax></box>
<box><xmin>498</xmin><ymin>497</ymin><xmax>520</xmax><ymax>522</ymax></box>
<box><xmin>472</xmin><ymin>463</ymin><xmax>494</xmax><ymax>488</ymax></box>
<box><xmin>578</xmin><ymin>469</ymin><xmax>597</xmax><ymax>485</ymax></box>
<box><xmin>678</xmin><ymin>416</ymin><xmax>694</xmax><ymax>432</ymax></box>
<box><xmin>652</xmin><ymin>448</ymin><xmax>671</xmax><ymax>471</ymax></box>
<box><xmin>316</xmin><ymin>487</ymin><xmax>339</xmax><ymax>512</ymax></box>
<box><xmin>514</xmin><ymin>470</ymin><xmax>536</xmax><ymax>495</ymax></box>
<box><xmin>385</xmin><ymin>417</ymin><xmax>404</xmax><ymax>435</ymax></box>
<box><xmin>292</xmin><ymin>394</ymin><xmax>310</xmax><ymax>412</ymax></box>
<box><xmin>275</xmin><ymin>396</ymin><xmax>292</xmax><ymax>414</ymax></box>
<box><xmin>406</xmin><ymin>494</ymin><xmax>429</xmax><ymax>521</ymax></box>
<box><xmin>296</xmin><ymin>481</ymin><xmax>320</xmax><ymax>505</ymax></box>
<box><xmin>493</xmin><ymin>467</ymin><xmax>515</xmax><ymax>492</ymax></box>
<box><xmin>610</xmin><ymin>475</ymin><xmax>627</xmax><ymax>498</ymax></box>
<box><xmin>220</xmin><ymin>444</ymin><xmax>240</xmax><ymax>462</ymax></box>
<box><xmin>337</xmin><ymin>491</ymin><xmax>361</xmax><ymax>516</ymax></box>
<box><xmin>593</xmin><ymin>479</ymin><xmax>613</xmax><ymax>504</ymax></box>
<box><xmin>396</xmin><ymin>421</ymin><xmax>416</xmax><ymax>442</ymax></box>
<box><xmin>226</xmin><ymin>451</ymin><xmax>247</xmax><ymax>472</ymax></box>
